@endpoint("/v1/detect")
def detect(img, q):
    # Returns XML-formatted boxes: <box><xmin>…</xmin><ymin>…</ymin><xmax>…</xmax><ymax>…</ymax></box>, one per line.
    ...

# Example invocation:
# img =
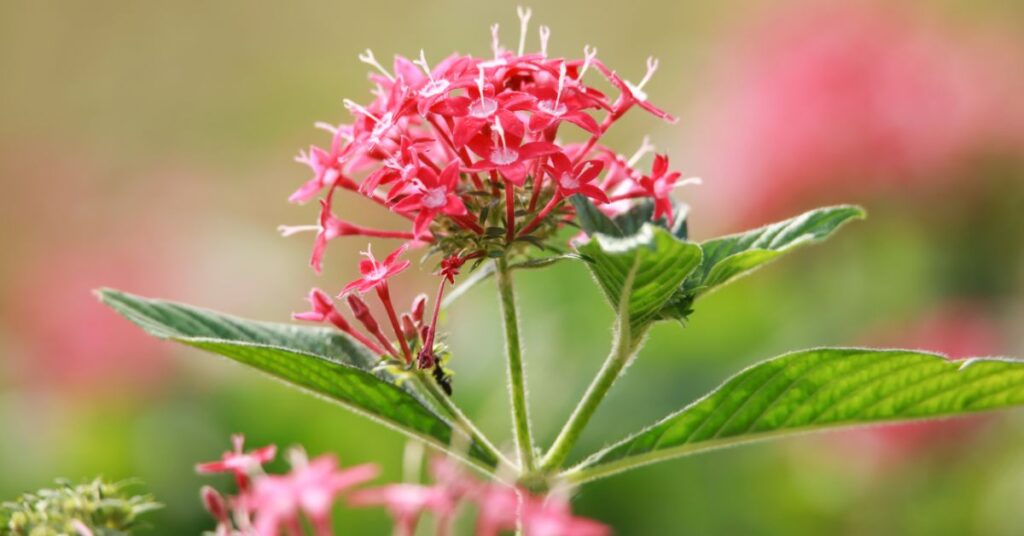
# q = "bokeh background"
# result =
<box><xmin>2</xmin><ymin>0</ymin><xmax>1024</xmax><ymax>534</ymax></box>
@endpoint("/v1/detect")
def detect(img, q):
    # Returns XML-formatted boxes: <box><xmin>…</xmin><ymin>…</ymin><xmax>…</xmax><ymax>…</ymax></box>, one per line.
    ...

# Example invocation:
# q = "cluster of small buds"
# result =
<box><xmin>281</xmin><ymin>7</ymin><xmax>696</xmax><ymax>388</ymax></box>
<box><xmin>196</xmin><ymin>435</ymin><xmax>608</xmax><ymax>536</ymax></box>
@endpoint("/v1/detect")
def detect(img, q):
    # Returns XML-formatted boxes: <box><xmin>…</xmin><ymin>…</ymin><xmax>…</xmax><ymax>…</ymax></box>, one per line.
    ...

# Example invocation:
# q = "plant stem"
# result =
<box><xmin>539</xmin><ymin>321</ymin><xmax>641</xmax><ymax>472</ymax></box>
<box><xmin>415</xmin><ymin>372</ymin><xmax>514</xmax><ymax>471</ymax></box>
<box><xmin>496</xmin><ymin>256</ymin><xmax>537</xmax><ymax>473</ymax></box>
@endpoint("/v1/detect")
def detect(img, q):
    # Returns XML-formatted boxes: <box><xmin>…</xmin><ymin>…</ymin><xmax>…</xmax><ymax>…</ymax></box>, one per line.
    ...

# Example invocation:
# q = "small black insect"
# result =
<box><xmin>432</xmin><ymin>362</ymin><xmax>453</xmax><ymax>396</ymax></box>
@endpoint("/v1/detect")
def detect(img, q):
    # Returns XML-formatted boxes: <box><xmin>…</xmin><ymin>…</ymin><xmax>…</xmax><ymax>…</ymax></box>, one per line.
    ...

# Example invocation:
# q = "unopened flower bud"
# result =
<box><xmin>411</xmin><ymin>294</ymin><xmax>428</xmax><ymax>325</ymax></box>
<box><xmin>201</xmin><ymin>486</ymin><xmax>229</xmax><ymax>523</ymax></box>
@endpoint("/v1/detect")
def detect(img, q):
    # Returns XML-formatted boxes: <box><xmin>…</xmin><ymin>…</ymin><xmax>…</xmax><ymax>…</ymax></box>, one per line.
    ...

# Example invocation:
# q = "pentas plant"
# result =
<box><xmin>98</xmin><ymin>7</ymin><xmax>1024</xmax><ymax>535</ymax></box>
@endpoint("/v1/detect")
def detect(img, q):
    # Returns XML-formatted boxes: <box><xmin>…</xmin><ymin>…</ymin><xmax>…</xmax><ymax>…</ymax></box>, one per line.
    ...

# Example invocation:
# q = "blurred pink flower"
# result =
<box><xmin>6</xmin><ymin>247</ymin><xmax>175</xmax><ymax>394</ymax></box>
<box><xmin>250</xmin><ymin>454</ymin><xmax>379</xmax><ymax>536</ymax></box>
<box><xmin>196</xmin><ymin>434</ymin><xmax>277</xmax><ymax>492</ymax></box>
<box><xmin>696</xmin><ymin>1</ymin><xmax>1024</xmax><ymax>224</ymax></box>
<box><xmin>348</xmin><ymin>483</ymin><xmax>457</xmax><ymax>536</ymax></box>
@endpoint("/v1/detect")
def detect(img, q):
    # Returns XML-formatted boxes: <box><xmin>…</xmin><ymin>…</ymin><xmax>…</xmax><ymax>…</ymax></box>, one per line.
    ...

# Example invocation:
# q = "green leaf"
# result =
<box><xmin>693</xmin><ymin>205</ymin><xmax>864</xmax><ymax>297</ymax></box>
<box><xmin>96</xmin><ymin>289</ymin><xmax>500</xmax><ymax>472</ymax></box>
<box><xmin>569</xmin><ymin>194</ymin><xmax>622</xmax><ymax>237</ymax></box>
<box><xmin>576</xmin><ymin>224</ymin><xmax>702</xmax><ymax>329</ymax></box>
<box><xmin>657</xmin><ymin>205</ymin><xmax>865</xmax><ymax>322</ymax></box>
<box><xmin>567</xmin><ymin>348</ymin><xmax>1024</xmax><ymax>484</ymax></box>
<box><xmin>612</xmin><ymin>199</ymin><xmax>689</xmax><ymax>241</ymax></box>
<box><xmin>571</xmin><ymin>195</ymin><xmax>689</xmax><ymax>241</ymax></box>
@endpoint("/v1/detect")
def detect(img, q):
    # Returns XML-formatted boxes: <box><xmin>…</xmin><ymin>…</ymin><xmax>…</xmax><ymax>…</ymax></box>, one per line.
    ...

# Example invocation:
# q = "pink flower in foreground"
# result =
<box><xmin>250</xmin><ymin>454</ymin><xmax>379</xmax><ymax>536</ymax></box>
<box><xmin>546</xmin><ymin>153</ymin><xmax>607</xmax><ymax>202</ymax></box>
<box><xmin>348</xmin><ymin>483</ymin><xmax>457</xmax><ymax>536</ymax></box>
<box><xmin>340</xmin><ymin>245</ymin><xmax>411</xmax><ymax>295</ymax></box>
<box><xmin>636</xmin><ymin>154</ymin><xmax>685</xmax><ymax>221</ymax></box>
<box><xmin>280</xmin><ymin>7</ymin><xmax>693</xmax><ymax>370</ymax></box>
<box><xmin>522</xmin><ymin>497</ymin><xmax>611</xmax><ymax>536</ymax></box>
<box><xmin>391</xmin><ymin>162</ymin><xmax>469</xmax><ymax>239</ymax></box>
<box><xmin>475</xmin><ymin>486</ymin><xmax>610</xmax><ymax>536</ymax></box>
<box><xmin>466</xmin><ymin>115</ymin><xmax>561</xmax><ymax>186</ymax></box>
<box><xmin>291</xmin><ymin>124</ymin><xmax>356</xmax><ymax>204</ymax></box>
<box><xmin>196</xmin><ymin>434</ymin><xmax>277</xmax><ymax>491</ymax></box>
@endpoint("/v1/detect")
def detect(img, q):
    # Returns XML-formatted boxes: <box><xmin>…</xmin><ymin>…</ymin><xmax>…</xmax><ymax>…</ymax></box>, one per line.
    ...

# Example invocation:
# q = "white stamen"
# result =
<box><xmin>639</xmin><ymin>57</ymin><xmax>659</xmax><ymax>89</ymax></box>
<box><xmin>277</xmin><ymin>224</ymin><xmax>320</xmax><ymax>237</ymax></box>
<box><xmin>314</xmin><ymin>122</ymin><xmax>338</xmax><ymax>136</ymax></box>
<box><xmin>539</xmin><ymin>25</ymin><xmax>551</xmax><ymax>57</ymax></box>
<box><xmin>476</xmin><ymin>65</ymin><xmax>486</xmax><ymax>97</ymax></box>
<box><xmin>490</xmin><ymin>24</ymin><xmax>502</xmax><ymax>58</ymax></box>
<box><xmin>579</xmin><ymin>45</ymin><xmax>598</xmax><ymax>80</ymax></box>
<box><xmin>343</xmin><ymin>99</ymin><xmax>380</xmax><ymax>123</ymax></box>
<box><xmin>625</xmin><ymin>57</ymin><xmax>659</xmax><ymax>101</ymax></box>
<box><xmin>627</xmin><ymin>136</ymin><xmax>656</xmax><ymax>167</ymax></box>
<box><xmin>358</xmin><ymin>49</ymin><xmax>395</xmax><ymax>82</ymax></box>
<box><xmin>516</xmin><ymin>6</ymin><xmax>532</xmax><ymax>57</ymax></box>
<box><xmin>361</xmin><ymin>244</ymin><xmax>377</xmax><ymax>265</ymax></box>
<box><xmin>368</xmin><ymin>112</ymin><xmax>395</xmax><ymax>145</ymax></box>
<box><xmin>555</xmin><ymin>61</ymin><xmax>567</xmax><ymax>108</ymax></box>
<box><xmin>294</xmin><ymin>149</ymin><xmax>311</xmax><ymax>165</ymax></box>
<box><xmin>493</xmin><ymin>116</ymin><xmax>508</xmax><ymax>151</ymax></box>
<box><xmin>675</xmin><ymin>177</ymin><xmax>703</xmax><ymax>189</ymax></box>
<box><xmin>414</xmin><ymin>49</ymin><xmax>434</xmax><ymax>80</ymax></box>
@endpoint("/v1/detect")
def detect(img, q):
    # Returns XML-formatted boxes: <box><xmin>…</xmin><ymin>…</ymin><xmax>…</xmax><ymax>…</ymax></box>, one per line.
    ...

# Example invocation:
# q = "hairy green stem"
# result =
<box><xmin>496</xmin><ymin>256</ymin><xmax>536</xmax><ymax>473</ymax></box>
<box><xmin>415</xmin><ymin>373</ymin><xmax>514</xmax><ymax>471</ymax></box>
<box><xmin>540</xmin><ymin>258</ymin><xmax>643</xmax><ymax>473</ymax></box>
<box><xmin>539</xmin><ymin>322</ymin><xmax>642</xmax><ymax>472</ymax></box>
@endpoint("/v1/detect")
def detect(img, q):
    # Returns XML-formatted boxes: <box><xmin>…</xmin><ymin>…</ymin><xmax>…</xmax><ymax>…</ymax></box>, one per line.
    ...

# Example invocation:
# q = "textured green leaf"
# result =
<box><xmin>568</xmin><ymin>348</ymin><xmax>1024</xmax><ymax>483</ymax></box>
<box><xmin>692</xmin><ymin>205</ymin><xmax>864</xmax><ymax>296</ymax></box>
<box><xmin>569</xmin><ymin>194</ymin><xmax>622</xmax><ymax>237</ymax></box>
<box><xmin>96</xmin><ymin>289</ymin><xmax>499</xmax><ymax>471</ymax></box>
<box><xmin>657</xmin><ymin>205</ymin><xmax>865</xmax><ymax>322</ymax></box>
<box><xmin>612</xmin><ymin>199</ymin><xmax>689</xmax><ymax>241</ymax></box>
<box><xmin>571</xmin><ymin>195</ymin><xmax>689</xmax><ymax>241</ymax></box>
<box><xmin>576</xmin><ymin>224</ymin><xmax>702</xmax><ymax>329</ymax></box>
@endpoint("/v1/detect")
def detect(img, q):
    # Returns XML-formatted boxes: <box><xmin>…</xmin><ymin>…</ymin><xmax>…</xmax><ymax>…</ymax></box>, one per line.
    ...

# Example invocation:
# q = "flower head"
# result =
<box><xmin>249</xmin><ymin>454</ymin><xmax>378</xmax><ymax>536</ymax></box>
<box><xmin>390</xmin><ymin>162</ymin><xmax>469</xmax><ymax>238</ymax></box>
<box><xmin>341</xmin><ymin>245</ymin><xmax>411</xmax><ymax>295</ymax></box>
<box><xmin>195</xmin><ymin>434</ymin><xmax>277</xmax><ymax>491</ymax></box>
<box><xmin>348</xmin><ymin>483</ymin><xmax>457</xmax><ymax>536</ymax></box>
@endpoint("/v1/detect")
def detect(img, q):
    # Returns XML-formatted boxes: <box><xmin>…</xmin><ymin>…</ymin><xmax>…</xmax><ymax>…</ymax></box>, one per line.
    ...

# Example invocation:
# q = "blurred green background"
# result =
<box><xmin>2</xmin><ymin>1</ymin><xmax>1023</xmax><ymax>534</ymax></box>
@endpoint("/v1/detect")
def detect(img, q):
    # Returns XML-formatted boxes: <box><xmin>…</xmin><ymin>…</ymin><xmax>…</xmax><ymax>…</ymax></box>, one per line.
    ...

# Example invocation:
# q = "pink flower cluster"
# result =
<box><xmin>280</xmin><ymin>8</ymin><xmax>694</xmax><ymax>378</ymax></box>
<box><xmin>196</xmin><ymin>435</ymin><xmax>608</xmax><ymax>536</ymax></box>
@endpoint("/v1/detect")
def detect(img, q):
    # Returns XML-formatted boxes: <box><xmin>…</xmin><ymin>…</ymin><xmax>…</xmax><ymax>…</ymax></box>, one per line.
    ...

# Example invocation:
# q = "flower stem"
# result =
<box><xmin>539</xmin><ymin>322</ymin><xmax>641</xmax><ymax>472</ymax></box>
<box><xmin>496</xmin><ymin>256</ymin><xmax>536</xmax><ymax>473</ymax></box>
<box><xmin>414</xmin><ymin>372</ymin><xmax>514</xmax><ymax>472</ymax></box>
<box><xmin>540</xmin><ymin>260</ymin><xmax>643</xmax><ymax>472</ymax></box>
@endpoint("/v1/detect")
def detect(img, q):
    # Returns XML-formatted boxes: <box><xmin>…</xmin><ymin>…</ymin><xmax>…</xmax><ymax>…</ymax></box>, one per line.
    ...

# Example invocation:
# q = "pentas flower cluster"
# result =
<box><xmin>280</xmin><ymin>8</ymin><xmax>695</xmax><ymax>386</ymax></box>
<box><xmin>196</xmin><ymin>435</ymin><xmax>607</xmax><ymax>536</ymax></box>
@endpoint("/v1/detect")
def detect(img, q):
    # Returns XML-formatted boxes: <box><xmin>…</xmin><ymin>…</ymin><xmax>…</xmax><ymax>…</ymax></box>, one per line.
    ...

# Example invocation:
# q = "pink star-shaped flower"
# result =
<box><xmin>291</xmin><ymin>124</ymin><xmax>357</xmax><ymax>204</ymax></box>
<box><xmin>195</xmin><ymin>434</ymin><xmax>277</xmax><ymax>491</ymax></box>
<box><xmin>340</xmin><ymin>245</ymin><xmax>411</xmax><ymax>296</ymax></box>
<box><xmin>465</xmin><ymin>115</ymin><xmax>560</xmax><ymax>186</ymax></box>
<box><xmin>250</xmin><ymin>454</ymin><xmax>378</xmax><ymax>536</ymax></box>
<box><xmin>545</xmin><ymin>152</ymin><xmax>608</xmax><ymax>202</ymax></box>
<box><xmin>390</xmin><ymin>161</ymin><xmax>469</xmax><ymax>238</ymax></box>
<box><xmin>633</xmin><ymin>153</ymin><xmax>687</xmax><ymax>221</ymax></box>
<box><xmin>348</xmin><ymin>483</ymin><xmax>457</xmax><ymax>536</ymax></box>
